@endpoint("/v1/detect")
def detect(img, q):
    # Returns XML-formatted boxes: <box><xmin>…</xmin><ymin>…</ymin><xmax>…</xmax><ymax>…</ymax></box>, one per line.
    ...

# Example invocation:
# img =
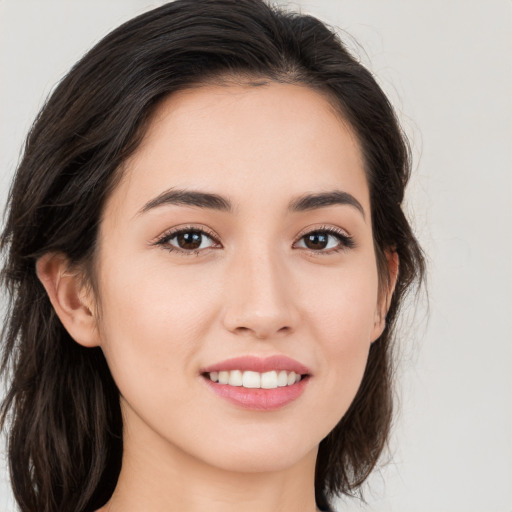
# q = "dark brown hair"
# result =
<box><xmin>0</xmin><ymin>1</ymin><xmax>424</xmax><ymax>511</ymax></box>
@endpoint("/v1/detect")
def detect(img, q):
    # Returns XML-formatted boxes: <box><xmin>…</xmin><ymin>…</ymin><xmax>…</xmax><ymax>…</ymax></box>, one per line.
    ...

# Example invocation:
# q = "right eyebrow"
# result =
<box><xmin>138</xmin><ymin>188</ymin><xmax>233</xmax><ymax>215</ymax></box>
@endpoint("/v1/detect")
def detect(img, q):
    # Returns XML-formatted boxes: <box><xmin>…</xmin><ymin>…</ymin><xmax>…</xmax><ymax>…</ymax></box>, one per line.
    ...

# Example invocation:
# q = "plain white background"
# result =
<box><xmin>0</xmin><ymin>1</ymin><xmax>511</xmax><ymax>511</ymax></box>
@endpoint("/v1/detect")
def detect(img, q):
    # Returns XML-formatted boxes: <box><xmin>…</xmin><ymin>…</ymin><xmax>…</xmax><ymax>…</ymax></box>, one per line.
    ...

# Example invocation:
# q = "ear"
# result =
<box><xmin>371</xmin><ymin>249</ymin><xmax>399</xmax><ymax>342</ymax></box>
<box><xmin>36</xmin><ymin>252</ymin><xmax>100</xmax><ymax>348</ymax></box>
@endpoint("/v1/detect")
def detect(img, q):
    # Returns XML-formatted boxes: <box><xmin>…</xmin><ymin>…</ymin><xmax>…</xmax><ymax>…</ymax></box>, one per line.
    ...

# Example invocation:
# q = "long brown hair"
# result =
<box><xmin>0</xmin><ymin>1</ymin><xmax>425</xmax><ymax>511</ymax></box>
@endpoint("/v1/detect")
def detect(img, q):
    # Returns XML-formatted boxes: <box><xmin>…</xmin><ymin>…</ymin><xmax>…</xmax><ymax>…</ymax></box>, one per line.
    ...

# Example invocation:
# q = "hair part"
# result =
<box><xmin>0</xmin><ymin>1</ymin><xmax>425</xmax><ymax>511</ymax></box>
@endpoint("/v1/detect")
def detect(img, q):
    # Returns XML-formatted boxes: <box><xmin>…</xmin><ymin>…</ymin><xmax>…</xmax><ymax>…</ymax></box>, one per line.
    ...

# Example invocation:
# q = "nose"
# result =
<box><xmin>221</xmin><ymin>247</ymin><xmax>300</xmax><ymax>340</ymax></box>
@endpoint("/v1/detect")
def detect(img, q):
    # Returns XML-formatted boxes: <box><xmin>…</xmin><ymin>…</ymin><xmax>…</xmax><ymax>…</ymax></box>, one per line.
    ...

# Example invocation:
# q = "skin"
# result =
<box><xmin>37</xmin><ymin>81</ymin><xmax>396</xmax><ymax>512</ymax></box>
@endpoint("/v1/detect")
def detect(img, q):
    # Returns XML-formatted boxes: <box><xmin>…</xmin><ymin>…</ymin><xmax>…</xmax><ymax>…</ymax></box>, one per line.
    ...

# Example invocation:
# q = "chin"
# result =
<box><xmin>194</xmin><ymin>430</ymin><xmax>319</xmax><ymax>474</ymax></box>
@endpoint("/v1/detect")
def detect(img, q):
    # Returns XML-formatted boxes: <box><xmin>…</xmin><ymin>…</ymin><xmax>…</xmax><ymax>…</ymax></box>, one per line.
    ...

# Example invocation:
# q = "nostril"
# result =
<box><xmin>231</xmin><ymin>325</ymin><xmax>293</xmax><ymax>339</ymax></box>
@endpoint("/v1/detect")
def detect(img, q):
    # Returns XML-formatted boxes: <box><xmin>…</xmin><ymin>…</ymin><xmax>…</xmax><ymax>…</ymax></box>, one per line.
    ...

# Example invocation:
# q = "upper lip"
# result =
<box><xmin>200</xmin><ymin>355</ymin><xmax>311</xmax><ymax>375</ymax></box>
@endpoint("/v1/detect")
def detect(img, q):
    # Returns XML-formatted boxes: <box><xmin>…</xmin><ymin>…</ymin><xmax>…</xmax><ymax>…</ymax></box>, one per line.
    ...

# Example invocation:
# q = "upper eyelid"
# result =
<box><xmin>153</xmin><ymin>224</ymin><xmax>220</xmax><ymax>245</ymax></box>
<box><xmin>293</xmin><ymin>226</ymin><xmax>355</xmax><ymax>251</ymax></box>
<box><xmin>295</xmin><ymin>224</ymin><xmax>351</xmax><ymax>239</ymax></box>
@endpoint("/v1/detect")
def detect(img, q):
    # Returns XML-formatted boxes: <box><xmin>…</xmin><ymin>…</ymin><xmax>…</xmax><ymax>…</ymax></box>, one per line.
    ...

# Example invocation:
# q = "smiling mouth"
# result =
<box><xmin>202</xmin><ymin>370</ymin><xmax>309</xmax><ymax>389</ymax></box>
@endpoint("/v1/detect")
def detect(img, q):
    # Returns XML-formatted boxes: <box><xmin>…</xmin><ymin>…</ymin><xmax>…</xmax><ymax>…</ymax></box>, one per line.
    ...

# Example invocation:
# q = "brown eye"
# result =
<box><xmin>161</xmin><ymin>229</ymin><xmax>218</xmax><ymax>252</ymax></box>
<box><xmin>176</xmin><ymin>231</ymin><xmax>203</xmax><ymax>250</ymax></box>
<box><xmin>304</xmin><ymin>232</ymin><xmax>329</xmax><ymax>250</ymax></box>
<box><xmin>295</xmin><ymin>229</ymin><xmax>355</xmax><ymax>252</ymax></box>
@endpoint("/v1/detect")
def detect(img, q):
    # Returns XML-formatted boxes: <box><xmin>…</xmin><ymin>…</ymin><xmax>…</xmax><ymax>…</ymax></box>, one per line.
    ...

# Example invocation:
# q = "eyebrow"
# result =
<box><xmin>289</xmin><ymin>191</ymin><xmax>365</xmax><ymax>219</ymax></box>
<box><xmin>138</xmin><ymin>188</ymin><xmax>365</xmax><ymax>219</ymax></box>
<box><xmin>139</xmin><ymin>189</ymin><xmax>232</xmax><ymax>214</ymax></box>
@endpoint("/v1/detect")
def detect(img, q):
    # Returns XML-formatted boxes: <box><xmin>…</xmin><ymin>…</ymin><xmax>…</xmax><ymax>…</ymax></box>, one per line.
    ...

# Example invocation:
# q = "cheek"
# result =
<box><xmin>95</xmin><ymin>260</ymin><xmax>219</xmax><ymax>398</ymax></box>
<box><xmin>303</xmin><ymin>261</ymin><xmax>379</xmax><ymax>400</ymax></box>
<box><xmin>305</xmin><ymin>256</ymin><xmax>379</xmax><ymax>337</ymax></box>
<box><xmin>100</xmin><ymin>254</ymin><xmax>218</xmax><ymax>332</ymax></box>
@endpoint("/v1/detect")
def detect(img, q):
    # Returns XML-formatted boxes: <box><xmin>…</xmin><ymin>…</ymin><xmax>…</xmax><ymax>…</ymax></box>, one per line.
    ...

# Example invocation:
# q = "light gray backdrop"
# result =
<box><xmin>0</xmin><ymin>1</ymin><xmax>511</xmax><ymax>511</ymax></box>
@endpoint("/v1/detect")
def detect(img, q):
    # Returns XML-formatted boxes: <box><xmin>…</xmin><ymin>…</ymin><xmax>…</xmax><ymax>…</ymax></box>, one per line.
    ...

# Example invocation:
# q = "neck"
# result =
<box><xmin>99</xmin><ymin>410</ymin><xmax>321</xmax><ymax>512</ymax></box>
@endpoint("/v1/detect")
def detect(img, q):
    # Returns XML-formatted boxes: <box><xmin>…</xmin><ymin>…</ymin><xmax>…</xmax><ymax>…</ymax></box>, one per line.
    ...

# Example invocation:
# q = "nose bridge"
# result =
<box><xmin>222</xmin><ymin>242</ymin><xmax>298</xmax><ymax>339</ymax></box>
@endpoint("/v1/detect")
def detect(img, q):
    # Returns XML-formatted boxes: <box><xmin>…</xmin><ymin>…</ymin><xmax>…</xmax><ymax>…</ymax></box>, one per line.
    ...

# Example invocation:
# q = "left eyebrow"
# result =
<box><xmin>288</xmin><ymin>191</ymin><xmax>366</xmax><ymax>219</ymax></box>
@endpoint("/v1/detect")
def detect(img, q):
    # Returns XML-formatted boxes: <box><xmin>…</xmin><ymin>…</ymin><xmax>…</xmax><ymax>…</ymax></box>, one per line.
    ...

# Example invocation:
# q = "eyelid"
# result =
<box><xmin>151</xmin><ymin>224</ymin><xmax>222</xmax><ymax>253</ymax></box>
<box><xmin>295</xmin><ymin>224</ymin><xmax>352</xmax><ymax>240</ymax></box>
<box><xmin>293</xmin><ymin>225</ymin><xmax>356</xmax><ymax>253</ymax></box>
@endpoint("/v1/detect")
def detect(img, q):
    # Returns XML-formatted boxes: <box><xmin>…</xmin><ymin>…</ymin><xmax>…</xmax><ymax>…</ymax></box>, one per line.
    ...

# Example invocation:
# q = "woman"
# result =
<box><xmin>0</xmin><ymin>1</ymin><xmax>424</xmax><ymax>511</ymax></box>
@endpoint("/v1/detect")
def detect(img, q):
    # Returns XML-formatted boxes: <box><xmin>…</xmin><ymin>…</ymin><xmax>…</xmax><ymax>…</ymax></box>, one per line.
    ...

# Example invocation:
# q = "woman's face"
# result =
<box><xmin>92</xmin><ymin>82</ymin><xmax>386</xmax><ymax>473</ymax></box>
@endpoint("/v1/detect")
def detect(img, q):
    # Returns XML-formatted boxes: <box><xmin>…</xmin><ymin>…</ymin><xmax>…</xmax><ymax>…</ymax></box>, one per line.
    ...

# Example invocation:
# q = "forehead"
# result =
<box><xmin>107</xmin><ymin>81</ymin><xmax>368</xmax><ymax>218</ymax></box>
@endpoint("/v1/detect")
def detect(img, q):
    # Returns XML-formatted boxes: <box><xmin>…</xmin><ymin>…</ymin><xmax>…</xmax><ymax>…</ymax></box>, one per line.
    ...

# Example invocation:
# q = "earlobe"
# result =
<box><xmin>36</xmin><ymin>252</ymin><xmax>100</xmax><ymax>348</ymax></box>
<box><xmin>371</xmin><ymin>249</ymin><xmax>399</xmax><ymax>342</ymax></box>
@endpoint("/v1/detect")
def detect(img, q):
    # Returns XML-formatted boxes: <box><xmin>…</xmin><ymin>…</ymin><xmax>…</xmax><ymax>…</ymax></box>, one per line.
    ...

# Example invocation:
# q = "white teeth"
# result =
<box><xmin>207</xmin><ymin>369</ymin><xmax>304</xmax><ymax>388</ymax></box>
<box><xmin>261</xmin><ymin>371</ymin><xmax>277</xmax><ymax>389</ymax></box>
<box><xmin>242</xmin><ymin>371</ymin><xmax>261</xmax><ymax>389</ymax></box>
<box><xmin>228</xmin><ymin>370</ymin><xmax>243</xmax><ymax>386</ymax></box>
<box><xmin>277</xmin><ymin>370</ymin><xmax>288</xmax><ymax>387</ymax></box>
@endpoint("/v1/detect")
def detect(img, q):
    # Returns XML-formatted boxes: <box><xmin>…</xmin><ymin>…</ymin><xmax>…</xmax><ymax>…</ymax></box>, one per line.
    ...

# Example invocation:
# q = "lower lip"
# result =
<box><xmin>202</xmin><ymin>376</ymin><xmax>309</xmax><ymax>411</ymax></box>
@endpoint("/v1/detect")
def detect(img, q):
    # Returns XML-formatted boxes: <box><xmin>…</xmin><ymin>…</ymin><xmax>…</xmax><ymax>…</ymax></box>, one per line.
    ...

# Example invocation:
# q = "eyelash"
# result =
<box><xmin>153</xmin><ymin>225</ymin><xmax>355</xmax><ymax>256</ymax></box>
<box><xmin>153</xmin><ymin>225</ymin><xmax>219</xmax><ymax>256</ymax></box>
<box><xmin>296</xmin><ymin>226</ymin><xmax>356</xmax><ymax>254</ymax></box>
